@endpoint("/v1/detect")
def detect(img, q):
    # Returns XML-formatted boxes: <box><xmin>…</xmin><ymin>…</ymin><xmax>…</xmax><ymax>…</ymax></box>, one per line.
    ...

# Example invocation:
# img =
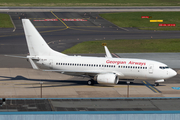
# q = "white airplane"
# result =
<box><xmin>7</xmin><ymin>19</ymin><xmax>177</xmax><ymax>86</ymax></box>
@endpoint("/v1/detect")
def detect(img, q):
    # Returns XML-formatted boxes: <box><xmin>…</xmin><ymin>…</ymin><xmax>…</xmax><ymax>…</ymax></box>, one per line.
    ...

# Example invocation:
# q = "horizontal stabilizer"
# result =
<box><xmin>5</xmin><ymin>55</ymin><xmax>39</xmax><ymax>69</ymax></box>
<box><xmin>28</xmin><ymin>58</ymin><xmax>39</xmax><ymax>69</ymax></box>
<box><xmin>5</xmin><ymin>55</ymin><xmax>27</xmax><ymax>59</ymax></box>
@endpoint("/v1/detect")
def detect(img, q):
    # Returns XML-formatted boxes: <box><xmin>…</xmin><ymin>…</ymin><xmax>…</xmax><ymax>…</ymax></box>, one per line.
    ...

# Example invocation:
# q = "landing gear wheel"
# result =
<box><xmin>155</xmin><ymin>83</ymin><xmax>159</xmax><ymax>86</ymax></box>
<box><xmin>87</xmin><ymin>80</ymin><xmax>94</xmax><ymax>85</ymax></box>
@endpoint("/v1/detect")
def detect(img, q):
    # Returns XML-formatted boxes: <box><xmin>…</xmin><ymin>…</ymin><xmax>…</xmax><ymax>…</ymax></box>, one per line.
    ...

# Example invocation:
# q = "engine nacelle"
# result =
<box><xmin>96</xmin><ymin>73</ymin><xmax>119</xmax><ymax>85</ymax></box>
<box><xmin>155</xmin><ymin>79</ymin><xmax>164</xmax><ymax>83</ymax></box>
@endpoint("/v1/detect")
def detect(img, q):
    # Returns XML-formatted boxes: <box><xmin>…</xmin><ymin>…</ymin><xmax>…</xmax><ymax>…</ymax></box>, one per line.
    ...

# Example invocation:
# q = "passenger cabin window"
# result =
<box><xmin>55</xmin><ymin>62</ymin><xmax>148</xmax><ymax>70</ymax></box>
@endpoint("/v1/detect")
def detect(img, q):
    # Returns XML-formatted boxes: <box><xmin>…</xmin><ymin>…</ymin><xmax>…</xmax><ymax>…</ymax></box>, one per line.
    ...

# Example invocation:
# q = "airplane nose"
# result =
<box><xmin>169</xmin><ymin>69</ymin><xmax>177</xmax><ymax>77</ymax></box>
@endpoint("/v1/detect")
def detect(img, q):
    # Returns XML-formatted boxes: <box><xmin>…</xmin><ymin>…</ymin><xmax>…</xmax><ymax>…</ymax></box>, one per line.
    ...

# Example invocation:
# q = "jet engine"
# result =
<box><xmin>96</xmin><ymin>73</ymin><xmax>119</xmax><ymax>85</ymax></box>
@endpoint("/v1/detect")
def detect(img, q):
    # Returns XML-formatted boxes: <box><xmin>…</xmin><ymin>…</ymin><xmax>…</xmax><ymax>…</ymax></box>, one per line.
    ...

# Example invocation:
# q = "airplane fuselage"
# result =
<box><xmin>35</xmin><ymin>55</ymin><xmax>176</xmax><ymax>81</ymax></box>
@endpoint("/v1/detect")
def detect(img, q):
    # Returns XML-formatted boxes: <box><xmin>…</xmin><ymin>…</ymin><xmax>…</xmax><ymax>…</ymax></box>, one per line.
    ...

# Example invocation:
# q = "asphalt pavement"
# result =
<box><xmin>1</xmin><ymin>6</ymin><xmax>180</xmax><ymax>12</ymax></box>
<box><xmin>0</xmin><ymin>12</ymin><xmax>180</xmax><ymax>54</ymax></box>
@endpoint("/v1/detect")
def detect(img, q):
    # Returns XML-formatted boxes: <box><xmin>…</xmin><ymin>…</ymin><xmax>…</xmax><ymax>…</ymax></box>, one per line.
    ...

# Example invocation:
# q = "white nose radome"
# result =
<box><xmin>169</xmin><ymin>69</ymin><xmax>177</xmax><ymax>78</ymax></box>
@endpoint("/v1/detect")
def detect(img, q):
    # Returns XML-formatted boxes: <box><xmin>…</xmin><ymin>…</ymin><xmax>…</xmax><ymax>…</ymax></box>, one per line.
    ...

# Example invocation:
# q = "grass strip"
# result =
<box><xmin>0</xmin><ymin>0</ymin><xmax>179</xmax><ymax>6</ymax></box>
<box><xmin>63</xmin><ymin>39</ymin><xmax>180</xmax><ymax>54</ymax></box>
<box><xmin>0</xmin><ymin>13</ymin><xmax>13</xmax><ymax>28</ymax></box>
<box><xmin>99</xmin><ymin>12</ymin><xmax>180</xmax><ymax>31</ymax></box>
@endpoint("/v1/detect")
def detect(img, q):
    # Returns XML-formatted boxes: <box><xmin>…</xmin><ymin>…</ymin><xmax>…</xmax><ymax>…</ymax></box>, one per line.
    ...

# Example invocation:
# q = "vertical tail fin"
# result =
<box><xmin>22</xmin><ymin>19</ymin><xmax>67</xmax><ymax>56</ymax></box>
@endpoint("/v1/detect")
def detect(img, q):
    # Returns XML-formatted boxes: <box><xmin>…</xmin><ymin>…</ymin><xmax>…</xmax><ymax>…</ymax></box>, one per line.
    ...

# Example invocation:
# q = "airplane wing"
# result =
<box><xmin>43</xmin><ymin>69</ymin><xmax>124</xmax><ymax>77</ymax></box>
<box><xmin>44</xmin><ymin>69</ymin><xmax>105</xmax><ymax>73</ymax></box>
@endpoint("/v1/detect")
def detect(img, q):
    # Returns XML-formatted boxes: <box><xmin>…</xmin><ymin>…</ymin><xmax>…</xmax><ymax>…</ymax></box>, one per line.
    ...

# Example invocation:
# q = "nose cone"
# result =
<box><xmin>169</xmin><ymin>69</ymin><xmax>177</xmax><ymax>78</ymax></box>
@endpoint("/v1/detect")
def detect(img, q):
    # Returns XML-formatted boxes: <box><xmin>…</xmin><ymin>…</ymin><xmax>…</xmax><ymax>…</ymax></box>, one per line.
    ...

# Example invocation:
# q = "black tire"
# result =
<box><xmin>155</xmin><ymin>83</ymin><xmax>159</xmax><ymax>86</ymax></box>
<box><xmin>91</xmin><ymin>80</ymin><xmax>94</xmax><ymax>85</ymax></box>
<box><xmin>87</xmin><ymin>80</ymin><xmax>94</xmax><ymax>85</ymax></box>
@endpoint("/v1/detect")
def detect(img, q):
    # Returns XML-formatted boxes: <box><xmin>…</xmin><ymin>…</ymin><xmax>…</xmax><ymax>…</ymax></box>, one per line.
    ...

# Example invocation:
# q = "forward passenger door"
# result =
<box><xmin>149</xmin><ymin>64</ymin><xmax>154</xmax><ymax>74</ymax></box>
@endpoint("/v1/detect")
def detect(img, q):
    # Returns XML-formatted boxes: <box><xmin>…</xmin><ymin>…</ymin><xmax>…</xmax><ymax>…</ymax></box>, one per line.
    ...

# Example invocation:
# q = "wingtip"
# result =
<box><xmin>102</xmin><ymin>43</ymin><xmax>107</xmax><ymax>46</ymax></box>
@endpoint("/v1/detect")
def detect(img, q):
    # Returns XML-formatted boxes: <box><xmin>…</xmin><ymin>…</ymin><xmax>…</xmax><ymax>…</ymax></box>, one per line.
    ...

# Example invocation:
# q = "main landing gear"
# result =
<box><xmin>87</xmin><ymin>79</ymin><xmax>94</xmax><ymax>85</ymax></box>
<box><xmin>154</xmin><ymin>83</ymin><xmax>159</xmax><ymax>86</ymax></box>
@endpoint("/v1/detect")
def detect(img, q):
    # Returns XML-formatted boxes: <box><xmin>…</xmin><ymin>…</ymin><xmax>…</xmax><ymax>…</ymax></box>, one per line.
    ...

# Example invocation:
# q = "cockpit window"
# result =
<box><xmin>159</xmin><ymin>66</ymin><xmax>169</xmax><ymax>69</ymax></box>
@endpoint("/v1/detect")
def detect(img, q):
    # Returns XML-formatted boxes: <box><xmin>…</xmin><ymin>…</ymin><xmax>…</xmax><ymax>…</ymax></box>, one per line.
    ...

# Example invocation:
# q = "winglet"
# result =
<box><xmin>104</xmin><ymin>46</ymin><xmax>112</xmax><ymax>58</ymax></box>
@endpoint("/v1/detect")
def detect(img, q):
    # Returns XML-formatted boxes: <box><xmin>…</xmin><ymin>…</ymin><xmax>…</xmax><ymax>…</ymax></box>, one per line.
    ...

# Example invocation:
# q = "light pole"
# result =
<box><xmin>127</xmin><ymin>81</ymin><xmax>130</xmax><ymax>98</ymax></box>
<box><xmin>40</xmin><ymin>82</ymin><xmax>43</xmax><ymax>98</ymax></box>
